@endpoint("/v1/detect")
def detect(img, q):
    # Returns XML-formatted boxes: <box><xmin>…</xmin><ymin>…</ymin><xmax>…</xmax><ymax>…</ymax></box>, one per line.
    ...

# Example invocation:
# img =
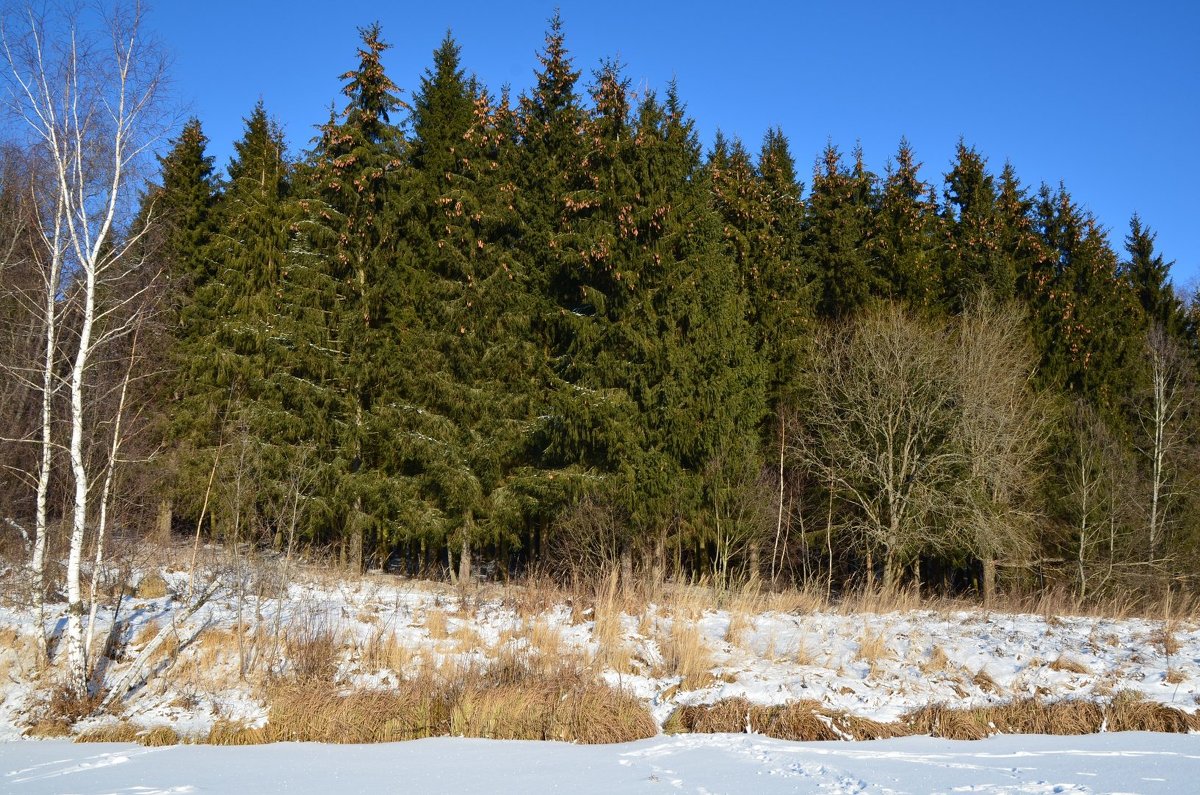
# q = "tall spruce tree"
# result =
<box><xmin>1122</xmin><ymin>214</ymin><xmax>1184</xmax><ymax>337</ymax></box>
<box><xmin>803</xmin><ymin>143</ymin><xmax>877</xmax><ymax>319</ymax></box>
<box><xmin>152</xmin><ymin>118</ymin><xmax>219</xmax><ymax>529</ymax></box>
<box><xmin>553</xmin><ymin>66</ymin><xmax>764</xmax><ymax>577</ymax></box>
<box><xmin>874</xmin><ymin>139</ymin><xmax>942</xmax><ymax>310</ymax></box>
<box><xmin>1027</xmin><ymin>184</ymin><xmax>1140</xmax><ymax>419</ymax></box>
<box><xmin>291</xmin><ymin>24</ymin><xmax>414</xmax><ymax>569</ymax></box>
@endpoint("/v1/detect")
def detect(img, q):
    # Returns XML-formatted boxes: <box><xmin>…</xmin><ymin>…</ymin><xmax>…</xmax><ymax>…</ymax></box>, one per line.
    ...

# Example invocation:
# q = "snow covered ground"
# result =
<box><xmin>1</xmin><ymin>558</ymin><xmax>1198</xmax><ymax>791</ymax></box>
<box><xmin>4</xmin><ymin>732</ymin><xmax>1199</xmax><ymax>794</ymax></box>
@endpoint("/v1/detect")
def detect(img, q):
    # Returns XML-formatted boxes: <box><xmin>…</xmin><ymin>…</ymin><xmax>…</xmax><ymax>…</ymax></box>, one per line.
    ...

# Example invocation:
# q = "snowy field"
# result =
<box><xmin>4</xmin><ymin>732</ymin><xmax>1200</xmax><ymax>794</ymax></box>
<box><xmin>1</xmin><ymin>558</ymin><xmax>1199</xmax><ymax>792</ymax></box>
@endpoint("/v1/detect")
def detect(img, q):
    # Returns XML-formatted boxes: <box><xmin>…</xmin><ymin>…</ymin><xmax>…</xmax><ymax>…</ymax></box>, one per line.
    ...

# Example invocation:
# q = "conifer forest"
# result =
<box><xmin>3</xmin><ymin>10</ymin><xmax>1198</xmax><ymax>610</ymax></box>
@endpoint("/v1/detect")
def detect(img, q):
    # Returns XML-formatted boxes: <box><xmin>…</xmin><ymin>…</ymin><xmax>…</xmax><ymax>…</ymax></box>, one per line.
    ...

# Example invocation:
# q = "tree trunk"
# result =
<box><xmin>982</xmin><ymin>556</ymin><xmax>997</xmax><ymax>608</ymax></box>
<box><xmin>156</xmin><ymin>499</ymin><xmax>173</xmax><ymax>543</ymax></box>
<box><xmin>458</xmin><ymin>537</ymin><xmax>472</xmax><ymax>584</ymax></box>
<box><xmin>619</xmin><ymin>546</ymin><xmax>633</xmax><ymax>592</ymax></box>
<box><xmin>748</xmin><ymin>543</ymin><xmax>761</xmax><ymax>584</ymax></box>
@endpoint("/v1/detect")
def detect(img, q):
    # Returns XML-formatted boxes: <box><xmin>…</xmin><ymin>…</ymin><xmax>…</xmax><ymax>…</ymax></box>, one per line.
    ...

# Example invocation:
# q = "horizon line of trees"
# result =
<box><xmin>4</xmin><ymin>11</ymin><xmax>1198</xmax><ymax>611</ymax></box>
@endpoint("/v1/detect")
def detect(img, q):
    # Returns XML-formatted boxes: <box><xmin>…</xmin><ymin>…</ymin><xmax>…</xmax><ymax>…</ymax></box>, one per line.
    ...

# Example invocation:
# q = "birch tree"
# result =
<box><xmin>2</xmin><ymin>0</ymin><xmax>164</xmax><ymax>696</ymax></box>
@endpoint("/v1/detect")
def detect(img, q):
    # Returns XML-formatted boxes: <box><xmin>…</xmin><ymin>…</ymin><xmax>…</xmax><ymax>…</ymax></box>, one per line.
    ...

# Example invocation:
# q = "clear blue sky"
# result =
<box><xmin>153</xmin><ymin>0</ymin><xmax>1199</xmax><ymax>285</ymax></box>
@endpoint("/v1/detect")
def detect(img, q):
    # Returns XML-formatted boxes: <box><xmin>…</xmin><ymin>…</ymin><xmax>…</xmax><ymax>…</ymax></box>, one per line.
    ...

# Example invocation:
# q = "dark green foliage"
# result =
<box><xmin>1027</xmin><ymin>185</ymin><xmax>1141</xmax><ymax>419</ymax></box>
<box><xmin>550</xmin><ymin>65</ymin><xmax>765</xmax><ymax>559</ymax></box>
<box><xmin>1123</xmin><ymin>214</ymin><xmax>1185</xmax><ymax>337</ymax></box>
<box><xmin>874</xmin><ymin>139</ymin><xmax>942</xmax><ymax>310</ymax></box>
<box><xmin>804</xmin><ymin>144</ymin><xmax>877</xmax><ymax>319</ymax></box>
<box><xmin>134</xmin><ymin>15</ymin><xmax>1198</xmax><ymax>596</ymax></box>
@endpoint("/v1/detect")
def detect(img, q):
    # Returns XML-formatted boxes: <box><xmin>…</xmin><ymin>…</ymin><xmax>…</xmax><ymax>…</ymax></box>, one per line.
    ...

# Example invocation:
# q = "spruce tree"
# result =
<box><xmin>874</xmin><ymin>139</ymin><xmax>942</xmax><ymax>310</ymax></box>
<box><xmin>803</xmin><ymin>143</ymin><xmax>877</xmax><ymax>319</ymax></box>
<box><xmin>1122</xmin><ymin>214</ymin><xmax>1184</xmax><ymax>337</ymax></box>
<box><xmin>553</xmin><ymin>66</ymin><xmax>765</xmax><ymax>576</ymax></box>
<box><xmin>291</xmin><ymin>24</ymin><xmax>414</xmax><ymax>569</ymax></box>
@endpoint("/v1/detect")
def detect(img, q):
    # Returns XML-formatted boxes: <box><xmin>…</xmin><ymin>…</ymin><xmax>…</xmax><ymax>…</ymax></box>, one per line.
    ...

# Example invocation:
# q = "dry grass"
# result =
<box><xmin>972</xmin><ymin>667</ymin><xmax>1001</xmax><ymax>694</ymax></box>
<box><xmin>423</xmin><ymin>607</ymin><xmax>450</xmax><ymax>640</ymax></box>
<box><xmin>264</xmin><ymin>655</ymin><xmax>655</xmax><ymax>744</ymax></box>
<box><xmin>655</xmin><ymin>620</ymin><xmax>714</xmax><ymax>689</ymax></box>
<box><xmin>76</xmin><ymin>721</ymin><xmax>141</xmax><ymax>743</ymax></box>
<box><xmin>855</xmin><ymin>628</ymin><xmax>894</xmax><ymax>666</ymax></box>
<box><xmin>138</xmin><ymin>725</ymin><xmax>181</xmax><ymax>746</ymax></box>
<box><xmin>1164</xmin><ymin>668</ymin><xmax>1186</xmax><ymax>684</ymax></box>
<box><xmin>360</xmin><ymin>629</ymin><xmax>411</xmax><ymax>674</ymax></box>
<box><xmin>667</xmin><ymin>698</ymin><xmax>901</xmax><ymax>741</ymax></box>
<box><xmin>920</xmin><ymin>645</ymin><xmax>952</xmax><ymax>675</ymax></box>
<box><xmin>206</xmin><ymin>719</ymin><xmax>271</xmax><ymax>745</ymax></box>
<box><xmin>135</xmin><ymin>572</ymin><xmax>169</xmax><ymax>599</ymax></box>
<box><xmin>285</xmin><ymin>611</ymin><xmax>341</xmax><ymax>682</ymax></box>
<box><xmin>1048</xmin><ymin>655</ymin><xmax>1091</xmax><ymax>675</ymax></box>
<box><xmin>724</xmin><ymin>610</ymin><xmax>751</xmax><ymax>647</ymax></box>
<box><xmin>669</xmin><ymin>693</ymin><xmax>1199</xmax><ymax>743</ymax></box>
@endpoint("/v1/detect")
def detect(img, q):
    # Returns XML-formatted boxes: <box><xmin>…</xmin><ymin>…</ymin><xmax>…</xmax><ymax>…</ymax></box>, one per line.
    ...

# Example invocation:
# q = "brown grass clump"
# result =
<box><xmin>137</xmin><ymin>726</ymin><xmax>181</xmax><ymax>746</ymax></box>
<box><xmin>206</xmin><ymin>720</ymin><xmax>271</xmax><ymax>746</ymax></box>
<box><xmin>667</xmin><ymin>699</ymin><xmax>902</xmax><ymax>742</ymax></box>
<box><xmin>920</xmin><ymin>645</ymin><xmax>953</xmax><ymax>675</ymax></box>
<box><xmin>285</xmin><ymin>612</ymin><xmax>340</xmax><ymax>682</ymax></box>
<box><xmin>360</xmin><ymin>629</ymin><xmax>411</xmax><ymax>674</ymax></box>
<box><xmin>724</xmin><ymin>610</ymin><xmax>751</xmax><ymax>647</ymax></box>
<box><xmin>264</xmin><ymin>657</ymin><xmax>656</xmax><ymax>745</ymax></box>
<box><xmin>1106</xmin><ymin>691</ymin><xmax>1200</xmax><ymax>733</ymax></box>
<box><xmin>423</xmin><ymin>607</ymin><xmax>450</xmax><ymax>640</ymax></box>
<box><xmin>855</xmin><ymin>629</ymin><xmax>893</xmax><ymax>666</ymax></box>
<box><xmin>656</xmin><ymin>620</ymin><xmax>714</xmax><ymax>690</ymax></box>
<box><xmin>76</xmin><ymin>721</ymin><xmax>141</xmax><ymax>743</ymax></box>
<box><xmin>1164</xmin><ymin>668</ymin><xmax>1186</xmax><ymax>685</ymax></box>
<box><xmin>906</xmin><ymin>703</ymin><xmax>992</xmax><ymax>740</ymax></box>
<box><xmin>1048</xmin><ymin>655</ymin><xmax>1092</xmax><ymax>675</ymax></box>
<box><xmin>136</xmin><ymin>572</ymin><xmax>169</xmax><ymax>599</ymax></box>
<box><xmin>988</xmin><ymin>698</ymin><xmax>1103</xmax><ymax>735</ymax></box>
<box><xmin>972</xmin><ymin>668</ymin><xmax>1001</xmax><ymax>694</ymax></box>
<box><xmin>25</xmin><ymin>685</ymin><xmax>106</xmax><ymax>737</ymax></box>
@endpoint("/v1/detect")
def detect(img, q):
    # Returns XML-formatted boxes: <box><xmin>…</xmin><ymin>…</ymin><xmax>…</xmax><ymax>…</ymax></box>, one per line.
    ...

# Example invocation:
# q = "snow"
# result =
<box><xmin>2</xmin><ymin>560</ymin><xmax>1198</xmax><ymax>790</ymax></box>
<box><xmin>4</xmin><ymin>732</ymin><xmax>1200</xmax><ymax>794</ymax></box>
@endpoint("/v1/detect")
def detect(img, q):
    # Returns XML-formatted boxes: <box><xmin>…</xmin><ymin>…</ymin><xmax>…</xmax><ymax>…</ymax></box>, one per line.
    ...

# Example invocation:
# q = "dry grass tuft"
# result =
<box><xmin>137</xmin><ymin>725</ymin><xmax>181</xmax><ymax>746</ymax></box>
<box><xmin>1164</xmin><ymin>668</ymin><xmax>1186</xmax><ymax>685</ymax></box>
<box><xmin>656</xmin><ymin>620</ymin><xmax>714</xmax><ymax>690</ymax></box>
<box><xmin>855</xmin><ymin>628</ymin><xmax>893</xmax><ymax>665</ymax></box>
<box><xmin>906</xmin><ymin>703</ymin><xmax>992</xmax><ymax>740</ymax></box>
<box><xmin>668</xmin><ymin>698</ymin><xmax>903</xmax><ymax>741</ymax></box>
<box><xmin>1106</xmin><ymin>690</ymin><xmax>1199</xmax><ymax>733</ymax></box>
<box><xmin>972</xmin><ymin>667</ymin><xmax>1001</xmax><ymax>694</ymax></box>
<box><xmin>76</xmin><ymin>721</ymin><xmax>141</xmax><ymax>743</ymax></box>
<box><xmin>206</xmin><ymin>719</ymin><xmax>271</xmax><ymax>745</ymax></box>
<box><xmin>920</xmin><ymin>645</ymin><xmax>952</xmax><ymax>675</ymax></box>
<box><xmin>1048</xmin><ymin>655</ymin><xmax>1091</xmax><ymax>675</ymax></box>
<box><xmin>423</xmin><ymin>607</ymin><xmax>450</xmax><ymax>640</ymax></box>
<box><xmin>264</xmin><ymin>655</ymin><xmax>655</xmax><ymax>744</ymax></box>
<box><xmin>284</xmin><ymin>612</ymin><xmax>340</xmax><ymax>682</ymax></box>
<box><xmin>724</xmin><ymin>610</ymin><xmax>751</xmax><ymax>647</ymax></box>
<box><xmin>360</xmin><ymin>629</ymin><xmax>411</xmax><ymax>674</ymax></box>
<box><xmin>135</xmin><ymin>572</ymin><xmax>169</xmax><ymax>599</ymax></box>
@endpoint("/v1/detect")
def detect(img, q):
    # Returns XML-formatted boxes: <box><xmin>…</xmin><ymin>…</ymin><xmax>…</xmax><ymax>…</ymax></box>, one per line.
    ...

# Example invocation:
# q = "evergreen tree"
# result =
<box><xmin>553</xmin><ymin>66</ymin><xmax>765</xmax><ymax>575</ymax></box>
<box><xmin>1122</xmin><ymin>214</ymin><xmax>1184</xmax><ymax>337</ymax></box>
<box><xmin>874</xmin><ymin>139</ymin><xmax>942</xmax><ymax>310</ymax></box>
<box><xmin>290</xmin><ymin>23</ymin><xmax>414</xmax><ymax>569</ymax></box>
<box><xmin>803</xmin><ymin>143</ymin><xmax>877</xmax><ymax>319</ymax></box>
<box><xmin>150</xmin><ymin>118</ymin><xmax>219</xmax><ymax>526</ymax></box>
<box><xmin>1027</xmin><ymin>184</ymin><xmax>1141</xmax><ymax>418</ymax></box>
<box><xmin>708</xmin><ymin>128</ymin><xmax>808</xmax><ymax>404</ymax></box>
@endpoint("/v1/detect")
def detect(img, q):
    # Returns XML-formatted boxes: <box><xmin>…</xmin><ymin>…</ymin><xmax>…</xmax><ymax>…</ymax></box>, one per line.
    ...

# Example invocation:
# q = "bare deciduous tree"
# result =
<box><xmin>797</xmin><ymin>305</ymin><xmax>961</xmax><ymax>591</ymax></box>
<box><xmin>3</xmin><ymin>0</ymin><xmax>165</xmax><ymax>696</ymax></box>
<box><xmin>953</xmin><ymin>297</ymin><xmax>1052</xmax><ymax>605</ymax></box>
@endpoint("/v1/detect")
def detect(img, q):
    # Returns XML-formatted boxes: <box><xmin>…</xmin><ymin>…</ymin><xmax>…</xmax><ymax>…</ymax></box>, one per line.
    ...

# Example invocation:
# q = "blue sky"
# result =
<box><xmin>153</xmin><ymin>1</ymin><xmax>1199</xmax><ymax>284</ymax></box>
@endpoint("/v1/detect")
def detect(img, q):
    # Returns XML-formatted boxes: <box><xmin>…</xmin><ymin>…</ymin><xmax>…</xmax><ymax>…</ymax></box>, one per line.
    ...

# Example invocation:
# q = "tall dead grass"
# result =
<box><xmin>670</xmin><ymin>692</ymin><xmax>1200</xmax><ymax>742</ymax></box>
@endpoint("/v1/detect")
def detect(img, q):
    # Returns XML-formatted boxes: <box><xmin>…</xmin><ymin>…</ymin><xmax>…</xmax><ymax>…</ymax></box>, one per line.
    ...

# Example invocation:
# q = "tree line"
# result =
<box><xmin>3</xmin><ymin>12</ymin><xmax>1196</xmax><ymax>608</ymax></box>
